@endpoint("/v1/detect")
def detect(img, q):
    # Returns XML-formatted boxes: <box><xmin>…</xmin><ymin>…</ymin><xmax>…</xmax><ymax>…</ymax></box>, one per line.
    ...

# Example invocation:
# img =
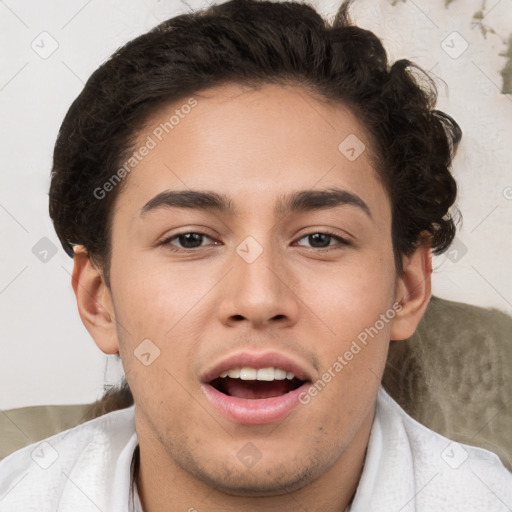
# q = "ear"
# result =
<box><xmin>71</xmin><ymin>245</ymin><xmax>119</xmax><ymax>354</ymax></box>
<box><xmin>390</xmin><ymin>237</ymin><xmax>432</xmax><ymax>341</ymax></box>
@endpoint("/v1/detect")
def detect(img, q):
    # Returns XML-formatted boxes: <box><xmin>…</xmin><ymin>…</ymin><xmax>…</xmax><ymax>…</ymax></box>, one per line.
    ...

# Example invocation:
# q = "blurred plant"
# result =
<box><xmin>500</xmin><ymin>35</ymin><xmax>512</xmax><ymax>94</ymax></box>
<box><xmin>471</xmin><ymin>1</ymin><xmax>496</xmax><ymax>38</ymax></box>
<box><xmin>389</xmin><ymin>0</ymin><xmax>511</xmax><ymax>94</ymax></box>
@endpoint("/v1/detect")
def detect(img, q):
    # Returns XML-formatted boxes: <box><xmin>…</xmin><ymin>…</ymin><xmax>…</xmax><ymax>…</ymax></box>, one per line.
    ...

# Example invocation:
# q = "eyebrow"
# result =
<box><xmin>140</xmin><ymin>187</ymin><xmax>372</xmax><ymax>220</ymax></box>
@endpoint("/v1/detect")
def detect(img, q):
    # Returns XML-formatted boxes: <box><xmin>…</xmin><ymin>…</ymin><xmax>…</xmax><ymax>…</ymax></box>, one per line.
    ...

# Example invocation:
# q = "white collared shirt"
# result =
<box><xmin>1</xmin><ymin>386</ymin><xmax>510</xmax><ymax>511</ymax></box>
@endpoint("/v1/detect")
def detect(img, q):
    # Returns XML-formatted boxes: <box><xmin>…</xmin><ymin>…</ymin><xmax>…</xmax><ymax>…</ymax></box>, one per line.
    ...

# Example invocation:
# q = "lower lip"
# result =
<box><xmin>201</xmin><ymin>382</ymin><xmax>309</xmax><ymax>425</ymax></box>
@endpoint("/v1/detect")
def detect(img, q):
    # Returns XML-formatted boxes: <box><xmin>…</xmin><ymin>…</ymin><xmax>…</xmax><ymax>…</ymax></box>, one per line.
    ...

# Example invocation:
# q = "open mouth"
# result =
<box><xmin>201</xmin><ymin>360</ymin><xmax>313</xmax><ymax>424</ymax></box>
<box><xmin>209</xmin><ymin>367</ymin><xmax>306</xmax><ymax>400</ymax></box>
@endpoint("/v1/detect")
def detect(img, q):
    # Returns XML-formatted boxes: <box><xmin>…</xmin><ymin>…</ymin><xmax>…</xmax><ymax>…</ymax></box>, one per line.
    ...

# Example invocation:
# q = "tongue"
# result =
<box><xmin>224</xmin><ymin>379</ymin><xmax>290</xmax><ymax>399</ymax></box>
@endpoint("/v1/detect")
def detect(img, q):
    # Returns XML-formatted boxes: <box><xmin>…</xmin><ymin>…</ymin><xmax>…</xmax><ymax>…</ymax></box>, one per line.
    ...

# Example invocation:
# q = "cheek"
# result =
<box><xmin>299</xmin><ymin>253</ymin><xmax>395</xmax><ymax>410</ymax></box>
<box><xmin>301</xmin><ymin>254</ymin><xmax>396</xmax><ymax>341</ymax></box>
<box><xmin>110</xmin><ymin>250</ymin><xmax>207</xmax><ymax>338</ymax></box>
<box><xmin>111</xmin><ymin>265</ymin><xmax>204</xmax><ymax>417</ymax></box>
<box><xmin>297</xmin><ymin>279</ymin><xmax>393</xmax><ymax>444</ymax></box>
<box><xmin>109</xmin><ymin>255</ymin><xmax>214</xmax><ymax>389</ymax></box>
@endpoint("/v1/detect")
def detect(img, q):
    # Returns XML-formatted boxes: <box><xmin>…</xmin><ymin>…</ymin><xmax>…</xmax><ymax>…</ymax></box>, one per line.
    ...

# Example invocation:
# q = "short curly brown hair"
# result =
<box><xmin>49</xmin><ymin>0</ymin><xmax>461</xmax><ymax>286</ymax></box>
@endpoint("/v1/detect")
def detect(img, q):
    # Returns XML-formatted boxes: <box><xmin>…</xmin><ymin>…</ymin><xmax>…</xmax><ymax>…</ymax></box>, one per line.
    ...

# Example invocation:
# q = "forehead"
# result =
<box><xmin>115</xmin><ymin>82</ymin><xmax>390</xmax><ymax>222</ymax></box>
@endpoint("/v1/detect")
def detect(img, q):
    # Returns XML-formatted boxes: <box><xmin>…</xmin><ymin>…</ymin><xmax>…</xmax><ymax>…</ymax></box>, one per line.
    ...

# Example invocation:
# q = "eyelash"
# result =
<box><xmin>159</xmin><ymin>230</ymin><xmax>351</xmax><ymax>253</ymax></box>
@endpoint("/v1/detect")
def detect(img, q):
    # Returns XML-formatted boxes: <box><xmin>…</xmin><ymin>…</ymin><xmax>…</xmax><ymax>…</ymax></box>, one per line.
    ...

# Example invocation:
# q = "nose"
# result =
<box><xmin>217</xmin><ymin>237</ymin><xmax>300</xmax><ymax>329</ymax></box>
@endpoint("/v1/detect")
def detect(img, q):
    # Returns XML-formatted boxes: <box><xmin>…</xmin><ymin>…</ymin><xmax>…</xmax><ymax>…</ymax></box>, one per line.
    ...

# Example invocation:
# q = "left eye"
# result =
<box><xmin>295</xmin><ymin>232</ymin><xmax>349</xmax><ymax>249</ymax></box>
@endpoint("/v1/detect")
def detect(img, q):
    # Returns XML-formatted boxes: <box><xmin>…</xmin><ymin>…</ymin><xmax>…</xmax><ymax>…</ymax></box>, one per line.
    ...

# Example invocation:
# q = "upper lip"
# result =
<box><xmin>200</xmin><ymin>350</ymin><xmax>315</xmax><ymax>383</ymax></box>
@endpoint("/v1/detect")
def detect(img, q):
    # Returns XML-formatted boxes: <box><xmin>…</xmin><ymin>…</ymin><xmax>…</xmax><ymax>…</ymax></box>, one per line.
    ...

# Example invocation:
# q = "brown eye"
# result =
<box><xmin>296</xmin><ymin>232</ymin><xmax>350</xmax><ymax>249</ymax></box>
<box><xmin>161</xmin><ymin>232</ymin><xmax>215</xmax><ymax>251</ymax></box>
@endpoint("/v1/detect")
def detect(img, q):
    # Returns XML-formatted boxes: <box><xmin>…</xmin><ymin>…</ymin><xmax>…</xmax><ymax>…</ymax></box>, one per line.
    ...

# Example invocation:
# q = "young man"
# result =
<box><xmin>0</xmin><ymin>0</ymin><xmax>510</xmax><ymax>510</ymax></box>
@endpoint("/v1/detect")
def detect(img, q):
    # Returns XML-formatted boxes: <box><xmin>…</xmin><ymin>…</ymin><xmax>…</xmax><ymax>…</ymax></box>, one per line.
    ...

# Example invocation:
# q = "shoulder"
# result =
<box><xmin>0</xmin><ymin>405</ymin><xmax>137</xmax><ymax>512</ymax></box>
<box><xmin>375</xmin><ymin>387</ymin><xmax>512</xmax><ymax>510</ymax></box>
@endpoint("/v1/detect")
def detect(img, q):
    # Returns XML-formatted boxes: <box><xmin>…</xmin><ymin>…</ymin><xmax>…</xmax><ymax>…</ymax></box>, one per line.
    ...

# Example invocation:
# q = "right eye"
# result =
<box><xmin>160</xmin><ymin>232</ymin><xmax>219</xmax><ymax>252</ymax></box>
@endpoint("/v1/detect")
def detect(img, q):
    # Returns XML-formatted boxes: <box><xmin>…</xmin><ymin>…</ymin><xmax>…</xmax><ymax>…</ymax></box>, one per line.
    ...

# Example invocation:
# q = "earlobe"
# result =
<box><xmin>390</xmin><ymin>239</ymin><xmax>432</xmax><ymax>341</ymax></box>
<box><xmin>71</xmin><ymin>246</ymin><xmax>119</xmax><ymax>354</ymax></box>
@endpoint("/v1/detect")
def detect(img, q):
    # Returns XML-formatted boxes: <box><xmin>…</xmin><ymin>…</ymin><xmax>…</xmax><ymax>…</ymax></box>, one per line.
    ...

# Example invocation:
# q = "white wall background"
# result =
<box><xmin>1</xmin><ymin>0</ymin><xmax>511</xmax><ymax>409</ymax></box>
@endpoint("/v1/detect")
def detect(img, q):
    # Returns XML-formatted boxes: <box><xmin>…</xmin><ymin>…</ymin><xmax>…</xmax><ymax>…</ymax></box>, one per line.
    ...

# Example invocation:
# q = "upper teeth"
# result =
<box><xmin>219</xmin><ymin>367</ymin><xmax>295</xmax><ymax>381</ymax></box>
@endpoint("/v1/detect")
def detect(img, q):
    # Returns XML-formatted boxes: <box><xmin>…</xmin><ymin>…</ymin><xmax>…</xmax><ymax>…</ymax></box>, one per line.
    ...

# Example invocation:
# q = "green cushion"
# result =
<box><xmin>0</xmin><ymin>404</ymin><xmax>94</xmax><ymax>460</ymax></box>
<box><xmin>384</xmin><ymin>296</ymin><xmax>512</xmax><ymax>470</ymax></box>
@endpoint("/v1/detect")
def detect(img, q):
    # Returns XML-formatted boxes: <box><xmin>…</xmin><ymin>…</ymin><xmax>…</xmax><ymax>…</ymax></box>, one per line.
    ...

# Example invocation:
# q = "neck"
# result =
<box><xmin>134</xmin><ymin>409</ymin><xmax>374</xmax><ymax>512</ymax></box>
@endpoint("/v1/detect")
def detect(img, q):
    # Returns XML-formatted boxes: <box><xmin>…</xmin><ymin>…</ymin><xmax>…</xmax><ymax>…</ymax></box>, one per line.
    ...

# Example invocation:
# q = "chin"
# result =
<box><xmin>185</xmin><ymin>451</ymin><xmax>325</xmax><ymax>497</ymax></box>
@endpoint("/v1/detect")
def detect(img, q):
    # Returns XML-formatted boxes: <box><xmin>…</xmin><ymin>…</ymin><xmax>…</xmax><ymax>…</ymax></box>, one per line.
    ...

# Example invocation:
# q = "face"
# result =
<box><xmin>82</xmin><ymin>83</ymin><xmax>421</xmax><ymax>496</ymax></box>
